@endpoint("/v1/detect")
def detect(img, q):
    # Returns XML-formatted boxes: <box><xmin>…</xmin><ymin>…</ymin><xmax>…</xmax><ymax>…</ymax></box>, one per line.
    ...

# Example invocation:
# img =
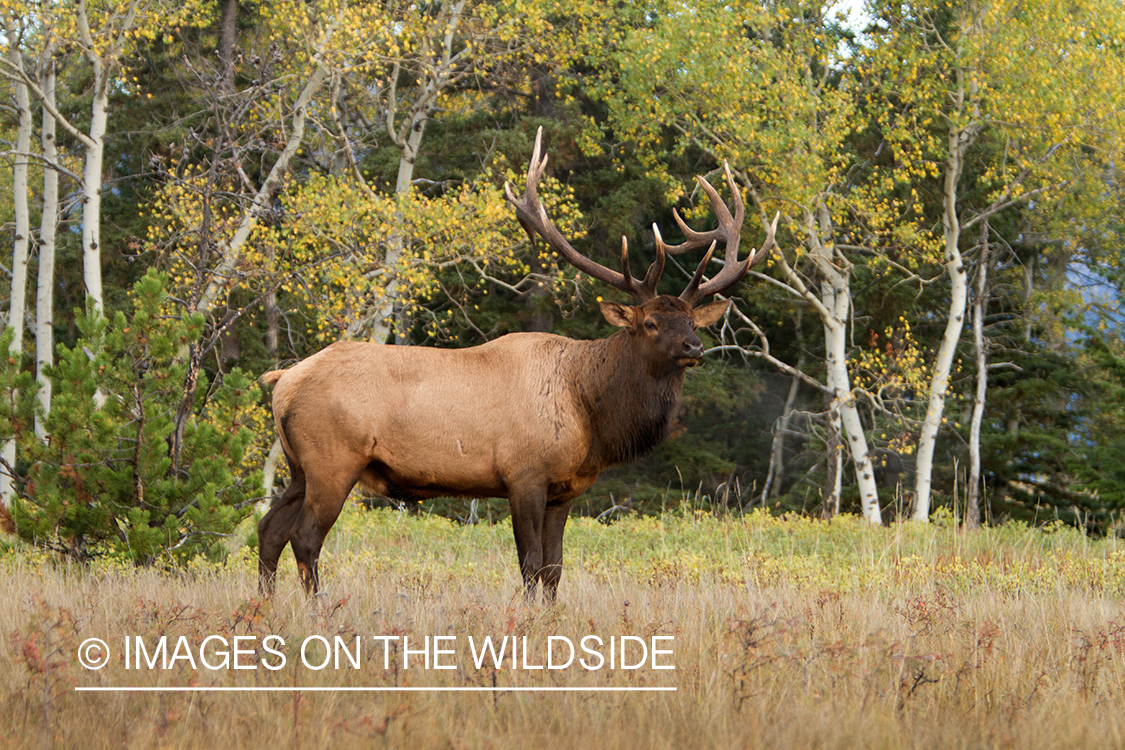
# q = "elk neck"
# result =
<box><xmin>569</xmin><ymin>328</ymin><xmax>686</xmax><ymax>472</ymax></box>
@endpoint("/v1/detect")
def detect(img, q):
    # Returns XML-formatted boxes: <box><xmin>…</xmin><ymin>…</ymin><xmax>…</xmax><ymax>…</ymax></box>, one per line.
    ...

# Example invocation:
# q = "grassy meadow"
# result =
<box><xmin>2</xmin><ymin>504</ymin><xmax>1124</xmax><ymax>749</ymax></box>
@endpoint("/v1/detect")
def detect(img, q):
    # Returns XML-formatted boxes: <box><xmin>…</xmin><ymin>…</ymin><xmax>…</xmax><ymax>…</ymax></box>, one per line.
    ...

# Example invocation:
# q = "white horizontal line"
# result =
<box><xmin>76</xmin><ymin>686</ymin><xmax>676</xmax><ymax>693</ymax></box>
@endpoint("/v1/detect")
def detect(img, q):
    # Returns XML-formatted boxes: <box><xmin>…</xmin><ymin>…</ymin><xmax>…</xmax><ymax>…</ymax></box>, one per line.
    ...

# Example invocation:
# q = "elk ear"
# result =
<box><xmin>599</xmin><ymin>300</ymin><xmax>639</xmax><ymax>328</ymax></box>
<box><xmin>692</xmin><ymin>300</ymin><xmax>729</xmax><ymax>328</ymax></box>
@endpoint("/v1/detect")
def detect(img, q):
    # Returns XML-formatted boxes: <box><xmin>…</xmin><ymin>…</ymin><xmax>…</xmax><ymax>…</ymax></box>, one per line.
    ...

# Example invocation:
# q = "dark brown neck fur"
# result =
<box><xmin>565</xmin><ymin>330</ymin><xmax>686</xmax><ymax>474</ymax></box>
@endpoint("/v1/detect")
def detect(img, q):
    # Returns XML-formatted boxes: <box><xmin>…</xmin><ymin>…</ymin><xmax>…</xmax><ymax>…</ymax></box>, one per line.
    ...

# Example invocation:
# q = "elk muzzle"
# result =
<box><xmin>678</xmin><ymin>335</ymin><xmax>705</xmax><ymax>366</ymax></box>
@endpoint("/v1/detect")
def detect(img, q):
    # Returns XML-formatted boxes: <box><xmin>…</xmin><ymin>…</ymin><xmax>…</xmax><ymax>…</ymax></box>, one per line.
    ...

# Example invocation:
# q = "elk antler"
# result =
<box><xmin>656</xmin><ymin>163</ymin><xmax>779</xmax><ymax>306</ymax></box>
<box><xmin>505</xmin><ymin>127</ymin><xmax>666</xmax><ymax>302</ymax></box>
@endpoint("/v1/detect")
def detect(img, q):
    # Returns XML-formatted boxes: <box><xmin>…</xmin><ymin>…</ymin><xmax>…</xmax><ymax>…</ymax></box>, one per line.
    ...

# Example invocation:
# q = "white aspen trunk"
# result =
<box><xmin>911</xmin><ymin>42</ymin><xmax>984</xmax><ymax>521</ymax></box>
<box><xmin>390</xmin><ymin>121</ymin><xmax>426</xmax><ymax>341</ymax></box>
<box><xmin>351</xmin><ymin>73</ymin><xmax>433</xmax><ymax>343</ymax></box>
<box><xmin>72</xmin><ymin>0</ymin><xmax>143</xmax><ymax>314</ymax></box>
<box><xmin>81</xmin><ymin>65</ymin><xmax>108</xmax><ymax>312</ymax></box>
<box><xmin>966</xmin><ymin>219</ymin><xmax>991</xmax><ymax>528</ymax></box>
<box><xmin>823</xmin><ymin>405</ymin><xmax>843</xmax><ymax>518</ymax></box>
<box><xmin>260</xmin><ymin>437</ymin><xmax>285</xmax><ymax>511</ymax></box>
<box><xmin>822</xmin><ymin>289</ymin><xmax>881</xmax><ymax>524</ymax></box>
<box><xmin>809</xmin><ymin>205</ymin><xmax>882</xmax><ymax>524</ymax></box>
<box><xmin>195</xmin><ymin>65</ymin><xmax>329</xmax><ymax>316</ymax></box>
<box><xmin>823</xmin><ymin>404</ymin><xmax>841</xmax><ymax>517</ymax></box>
<box><xmin>1020</xmin><ymin>259</ymin><xmax>1034</xmax><ymax>342</ymax></box>
<box><xmin>912</xmin><ymin>124</ymin><xmax>971</xmax><ymax>521</ymax></box>
<box><xmin>35</xmin><ymin>45</ymin><xmax>58</xmax><ymax>441</ymax></box>
<box><xmin>745</xmin><ymin>193</ymin><xmax>881</xmax><ymax>522</ymax></box>
<box><xmin>820</xmin><ymin>320</ymin><xmax>842</xmax><ymax>516</ymax></box>
<box><xmin>3</xmin><ymin>28</ymin><xmax>33</xmax><ymax>507</ymax></box>
<box><xmin>394</xmin><ymin>116</ymin><xmax>426</xmax><ymax>203</ymax></box>
<box><xmin>350</xmin><ymin>1</ymin><xmax>466</xmax><ymax>342</ymax></box>
<box><xmin>360</xmin><ymin>115</ymin><xmax>426</xmax><ymax>344</ymax></box>
<box><xmin>83</xmin><ymin>70</ymin><xmax>110</xmax><ymax>410</ymax></box>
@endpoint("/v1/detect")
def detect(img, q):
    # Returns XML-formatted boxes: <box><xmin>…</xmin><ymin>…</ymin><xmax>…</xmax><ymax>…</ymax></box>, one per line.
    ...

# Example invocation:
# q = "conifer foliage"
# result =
<box><xmin>5</xmin><ymin>272</ymin><xmax>258</xmax><ymax>563</ymax></box>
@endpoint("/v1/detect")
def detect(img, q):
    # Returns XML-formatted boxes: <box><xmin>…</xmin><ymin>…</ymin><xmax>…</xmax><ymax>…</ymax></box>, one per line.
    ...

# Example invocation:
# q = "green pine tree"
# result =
<box><xmin>8</xmin><ymin>270</ymin><xmax>260</xmax><ymax>563</ymax></box>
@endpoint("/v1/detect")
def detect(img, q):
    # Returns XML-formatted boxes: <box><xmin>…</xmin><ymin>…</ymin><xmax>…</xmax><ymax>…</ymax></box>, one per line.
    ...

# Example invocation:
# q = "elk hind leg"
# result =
<box><xmin>257</xmin><ymin>469</ymin><xmax>306</xmax><ymax>595</ymax></box>
<box><xmin>289</xmin><ymin>471</ymin><xmax>360</xmax><ymax>596</ymax></box>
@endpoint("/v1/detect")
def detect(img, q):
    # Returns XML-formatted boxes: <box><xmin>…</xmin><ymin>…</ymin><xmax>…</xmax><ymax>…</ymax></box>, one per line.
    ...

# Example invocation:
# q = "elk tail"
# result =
<box><xmin>260</xmin><ymin>369</ymin><xmax>287</xmax><ymax>388</ymax></box>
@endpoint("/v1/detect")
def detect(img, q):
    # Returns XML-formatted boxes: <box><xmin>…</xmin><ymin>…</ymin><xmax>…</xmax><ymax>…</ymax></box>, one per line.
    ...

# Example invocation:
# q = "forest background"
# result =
<box><xmin>1</xmin><ymin>0</ymin><xmax>1124</xmax><ymax>564</ymax></box>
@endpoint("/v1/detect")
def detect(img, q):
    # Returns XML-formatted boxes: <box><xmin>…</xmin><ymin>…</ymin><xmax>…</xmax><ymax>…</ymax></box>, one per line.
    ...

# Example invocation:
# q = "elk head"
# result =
<box><xmin>504</xmin><ymin>128</ymin><xmax>778</xmax><ymax>372</ymax></box>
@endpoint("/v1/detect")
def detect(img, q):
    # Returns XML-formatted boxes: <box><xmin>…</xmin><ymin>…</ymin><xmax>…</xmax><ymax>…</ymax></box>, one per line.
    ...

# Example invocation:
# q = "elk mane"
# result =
<box><xmin>569</xmin><ymin>330</ymin><xmax>684</xmax><ymax>472</ymax></box>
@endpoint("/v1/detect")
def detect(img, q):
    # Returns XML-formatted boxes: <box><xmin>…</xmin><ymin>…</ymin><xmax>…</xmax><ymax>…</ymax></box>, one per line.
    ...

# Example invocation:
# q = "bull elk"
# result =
<box><xmin>258</xmin><ymin>128</ymin><xmax>776</xmax><ymax>599</ymax></box>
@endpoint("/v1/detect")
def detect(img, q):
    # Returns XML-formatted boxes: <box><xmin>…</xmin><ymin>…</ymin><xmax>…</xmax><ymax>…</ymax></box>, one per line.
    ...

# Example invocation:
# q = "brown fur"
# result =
<box><xmin>257</xmin><ymin>295</ymin><xmax>728</xmax><ymax>600</ymax></box>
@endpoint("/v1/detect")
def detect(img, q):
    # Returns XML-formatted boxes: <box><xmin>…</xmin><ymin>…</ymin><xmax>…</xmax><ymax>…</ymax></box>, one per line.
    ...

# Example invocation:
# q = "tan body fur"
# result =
<box><xmin>269</xmin><ymin>334</ymin><xmax>606</xmax><ymax>506</ymax></box>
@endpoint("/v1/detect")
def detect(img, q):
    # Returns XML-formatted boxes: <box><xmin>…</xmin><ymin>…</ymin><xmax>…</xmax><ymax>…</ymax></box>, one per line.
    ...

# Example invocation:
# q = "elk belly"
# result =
<box><xmin>362</xmin><ymin>436</ymin><xmax>508</xmax><ymax>501</ymax></box>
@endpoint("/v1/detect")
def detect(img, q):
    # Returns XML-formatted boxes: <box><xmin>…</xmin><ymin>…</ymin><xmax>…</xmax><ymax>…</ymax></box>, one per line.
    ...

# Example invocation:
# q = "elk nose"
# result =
<box><xmin>683</xmin><ymin>338</ymin><xmax>704</xmax><ymax>359</ymax></box>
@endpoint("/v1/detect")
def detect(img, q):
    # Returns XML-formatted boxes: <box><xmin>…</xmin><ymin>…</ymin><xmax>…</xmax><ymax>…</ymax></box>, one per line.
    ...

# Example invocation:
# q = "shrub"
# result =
<box><xmin>6</xmin><ymin>270</ymin><xmax>260</xmax><ymax>563</ymax></box>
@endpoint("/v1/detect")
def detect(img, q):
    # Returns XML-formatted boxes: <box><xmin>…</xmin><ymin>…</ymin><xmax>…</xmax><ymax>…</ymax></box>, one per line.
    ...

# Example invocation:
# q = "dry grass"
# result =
<box><xmin>2</xmin><ymin>507</ymin><xmax>1124</xmax><ymax>749</ymax></box>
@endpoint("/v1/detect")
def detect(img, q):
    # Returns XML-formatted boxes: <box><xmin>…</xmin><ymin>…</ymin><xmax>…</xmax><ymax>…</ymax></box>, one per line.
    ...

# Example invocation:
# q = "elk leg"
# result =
<box><xmin>508</xmin><ymin>485</ymin><xmax>547</xmax><ymax>600</ymax></box>
<box><xmin>288</xmin><ymin>472</ymin><xmax>359</xmax><ymax>595</ymax></box>
<box><xmin>257</xmin><ymin>469</ymin><xmax>306</xmax><ymax>595</ymax></box>
<box><xmin>539</xmin><ymin>499</ymin><xmax>571</xmax><ymax>602</ymax></box>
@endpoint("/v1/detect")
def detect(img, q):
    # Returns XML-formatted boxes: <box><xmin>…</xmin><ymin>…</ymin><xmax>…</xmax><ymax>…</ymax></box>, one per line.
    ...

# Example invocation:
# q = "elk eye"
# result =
<box><xmin>644</xmin><ymin>320</ymin><xmax>658</xmax><ymax>333</ymax></box>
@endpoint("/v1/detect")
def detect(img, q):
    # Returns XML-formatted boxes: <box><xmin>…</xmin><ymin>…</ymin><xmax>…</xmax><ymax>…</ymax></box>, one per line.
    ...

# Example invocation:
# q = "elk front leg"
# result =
<box><xmin>539</xmin><ymin>499</ymin><xmax>571</xmax><ymax>602</ymax></box>
<box><xmin>508</xmin><ymin>484</ymin><xmax>547</xmax><ymax>600</ymax></box>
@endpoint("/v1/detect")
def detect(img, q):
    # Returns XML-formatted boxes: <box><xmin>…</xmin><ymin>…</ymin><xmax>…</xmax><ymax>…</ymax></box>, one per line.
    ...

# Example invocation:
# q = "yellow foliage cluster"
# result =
<box><xmin>592</xmin><ymin>0</ymin><xmax>857</xmax><ymax>208</ymax></box>
<box><xmin>853</xmin><ymin>318</ymin><xmax>932</xmax><ymax>398</ymax></box>
<box><xmin>852</xmin><ymin>317</ymin><xmax>949</xmax><ymax>458</ymax></box>
<box><xmin>245</xmin><ymin>0</ymin><xmax>573</xmax><ymax>85</ymax></box>
<box><xmin>2</xmin><ymin>0</ymin><xmax>208</xmax><ymax>65</ymax></box>
<box><xmin>863</xmin><ymin>0</ymin><xmax>1125</xmax><ymax>264</ymax></box>
<box><xmin>146</xmin><ymin>166</ymin><xmax>585</xmax><ymax>345</ymax></box>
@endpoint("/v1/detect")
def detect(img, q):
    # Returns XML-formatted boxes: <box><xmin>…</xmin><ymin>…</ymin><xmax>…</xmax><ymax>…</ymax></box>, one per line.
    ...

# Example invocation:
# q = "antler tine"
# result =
<box><xmin>505</xmin><ymin>127</ymin><xmax>664</xmax><ymax>302</ymax></box>
<box><xmin>681</xmin><ymin>211</ymin><xmax>779</xmax><ymax>305</ymax></box>
<box><xmin>662</xmin><ymin>162</ymin><xmax>743</xmax><ymax>256</ymax></box>
<box><xmin>678</xmin><ymin>240</ymin><xmax>718</xmax><ymax>304</ymax></box>
<box><xmin>646</xmin><ymin>230</ymin><xmax>667</xmax><ymax>289</ymax></box>
<box><xmin>619</xmin><ymin>236</ymin><xmax>638</xmax><ymax>298</ymax></box>
<box><xmin>634</xmin><ymin>227</ymin><xmax>666</xmax><ymax>299</ymax></box>
<box><xmin>748</xmin><ymin>211</ymin><xmax>780</xmax><ymax>267</ymax></box>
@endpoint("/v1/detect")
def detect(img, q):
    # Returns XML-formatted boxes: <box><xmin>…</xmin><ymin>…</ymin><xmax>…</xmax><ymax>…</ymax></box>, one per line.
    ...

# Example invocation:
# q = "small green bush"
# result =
<box><xmin>6</xmin><ymin>270</ymin><xmax>259</xmax><ymax>564</ymax></box>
